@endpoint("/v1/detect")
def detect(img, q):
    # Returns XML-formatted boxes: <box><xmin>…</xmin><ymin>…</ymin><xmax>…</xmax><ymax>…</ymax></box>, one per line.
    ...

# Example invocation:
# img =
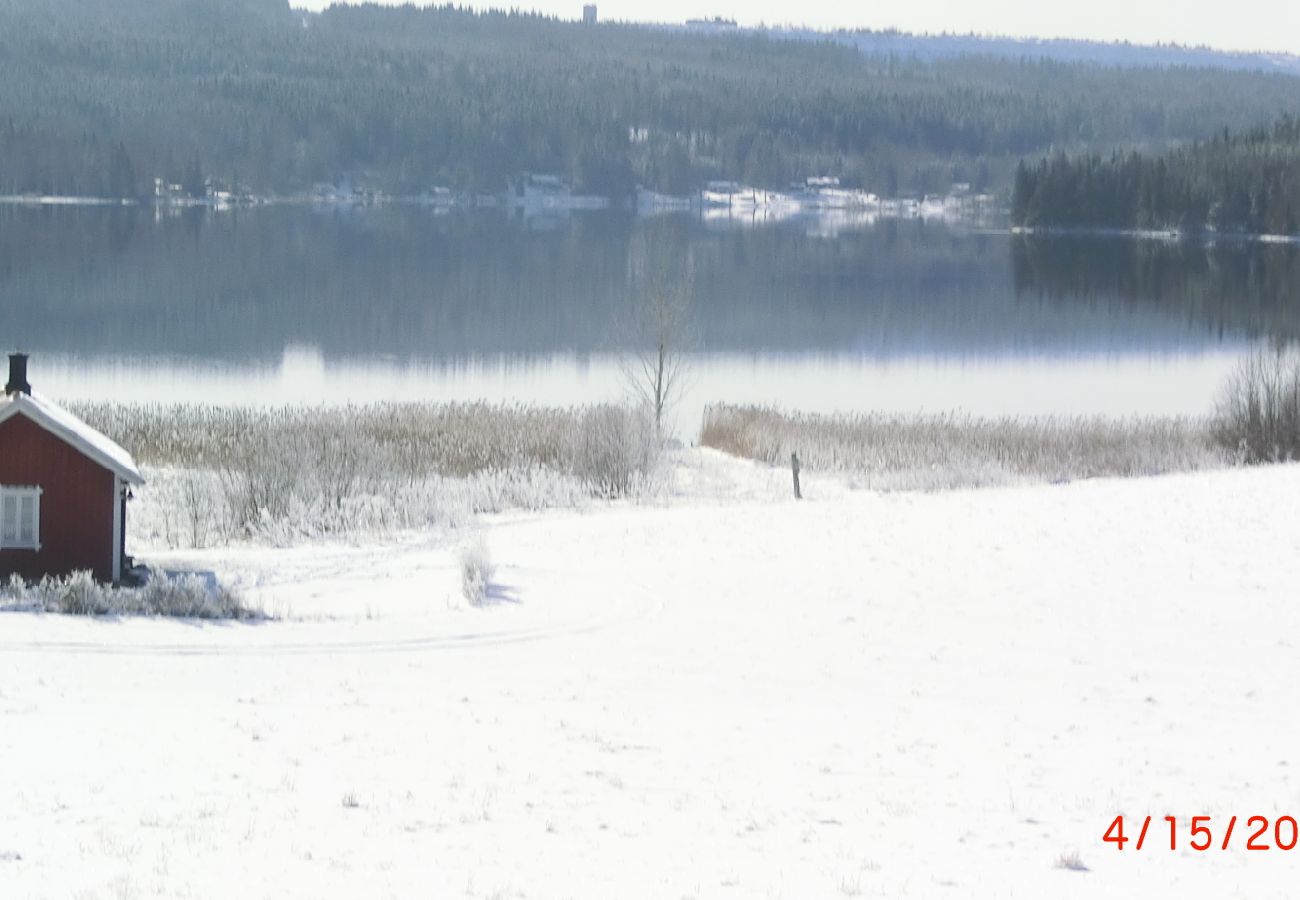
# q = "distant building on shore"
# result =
<box><xmin>153</xmin><ymin>177</ymin><xmax>185</xmax><ymax>201</ymax></box>
<box><xmin>685</xmin><ymin>17</ymin><xmax>738</xmax><ymax>30</ymax></box>
<box><xmin>582</xmin><ymin>4</ymin><xmax>596</xmax><ymax>24</ymax></box>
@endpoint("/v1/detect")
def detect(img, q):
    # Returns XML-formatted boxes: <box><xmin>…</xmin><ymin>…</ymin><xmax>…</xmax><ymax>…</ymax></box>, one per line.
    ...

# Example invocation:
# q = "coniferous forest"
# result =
<box><xmin>1012</xmin><ymin>116</ymin><xmax>1300</xmax><ymax>235</ymax></box>
<box><xmin>4</xmin><ymin>0</ymin><xmax>1300</xmax><ymax>199</ymax></box>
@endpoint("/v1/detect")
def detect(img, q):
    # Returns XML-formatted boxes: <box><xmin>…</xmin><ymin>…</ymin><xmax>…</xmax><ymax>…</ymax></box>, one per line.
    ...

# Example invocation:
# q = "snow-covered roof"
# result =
<box><xmin>0</xmin><ymin>391</ymin><xmax>144</xmax><ymax>485</ymax></box>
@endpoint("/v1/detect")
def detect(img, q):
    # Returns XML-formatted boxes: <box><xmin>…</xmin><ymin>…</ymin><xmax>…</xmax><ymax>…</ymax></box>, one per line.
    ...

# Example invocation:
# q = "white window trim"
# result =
<box><xmin>0</xmin><ymin>485</ymin><xmax>42</xmax><ymax>552</ymax></box>
<box><xmin>112</xmin><ymin>476</ymin><xmax>123</xmax><ymax>584</ymax></box>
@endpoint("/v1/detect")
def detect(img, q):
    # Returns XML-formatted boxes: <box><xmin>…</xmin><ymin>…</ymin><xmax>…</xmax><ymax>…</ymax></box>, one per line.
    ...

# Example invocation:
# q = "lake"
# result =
<box><xmin>1</xmin><ymin>203</ymin><xmax>1294</xmax><ymax>437</ymax></box>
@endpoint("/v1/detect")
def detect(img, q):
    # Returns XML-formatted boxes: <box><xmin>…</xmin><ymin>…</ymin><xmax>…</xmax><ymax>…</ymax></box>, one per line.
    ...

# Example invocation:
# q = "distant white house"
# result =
<box><xmin>701</xmin><ymin>181</ymin><xmax>804</xmax><ymax>214</ymax></box>
<box><xmin>636</xmin><ymin>188</ymin><xmax>693</xmax><ymax>213</ymax></box>
<box><xmin>685</xmin><ymin>17</ymin><xmax>738</xmax><ymax>31</ymax></box>
<box><xmin>796</xmin><ymin>177</ymin><xmax>879</xmax><ymax>210</ymax></box>
<box><xmin>153</xmin><ymin>177</ymin><xmax>185</xmax><ymax>200</ymax></box>
<box><xmin>311</xmin><ymin>178</ymin><xmax>359</xmax><ymax>204</ymax></box>
<box><xmin>510</xmin><ymin>174</ymin><xmax>607</xmax><ymax>210</ymax></box>
<box><xmin>515</xmin><ymin>174</ymin><xmax>569</xmax><ymax>199</ymax></box>
<box><xmin>701</xmin><ymin>180</ymin><xmax>745</xmax><ymax>207</ymax></box>
<box><xmin>879</xmin><ymin>196</ymin><xmax>921</xmax><ymax>217</ymax></box>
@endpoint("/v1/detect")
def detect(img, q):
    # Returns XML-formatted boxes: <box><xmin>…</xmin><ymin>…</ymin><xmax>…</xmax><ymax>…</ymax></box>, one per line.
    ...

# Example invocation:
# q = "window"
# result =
<box><xmin>0</xmin><ymin>486</ymin><xmax>41</xmax><ymax>551</ymax></box>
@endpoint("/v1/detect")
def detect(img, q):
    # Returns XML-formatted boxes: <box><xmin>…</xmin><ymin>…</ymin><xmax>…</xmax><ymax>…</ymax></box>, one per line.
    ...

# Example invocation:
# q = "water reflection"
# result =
<box><xmin>0</xmin><ymin>204</ymin><xmax>1292</xmax><ymax>428</ymax></box>
<box><xmin>1011</xmin><ymin>234</ymin><xmax>1300</xmax><ymax>341</ymax></box>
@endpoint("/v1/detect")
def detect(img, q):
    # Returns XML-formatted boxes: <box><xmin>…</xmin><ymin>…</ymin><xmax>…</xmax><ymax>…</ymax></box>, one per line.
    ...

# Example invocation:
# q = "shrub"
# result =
<box><xmin>1212</xmin><ymin>347</ymin><xmax>1300</xmax><ymax>463</ymax></box>
<box><xmin>0</xmin><ymin>571</ymin><xmax>257</xmax><ymax>619</ymax></box>
<box><xmin>701</xmin><ymin>404</ymin><xmax>1228</xmax><ymax>489</ymax></box>
<box><xmin>132</xmin><ymin>573</ymin><xmax>253</xmax><ymax>619</ymax></box>
<box><xmin>577</xmin><ymin>405</ymin><xmax>659</xmax><ymax>498</ymax></box>
<box><xmin>45</xmin><ymin>570</ymin><xmax>108</xmax><ymax>616</ymax></box>
<box><xmin>460</xmin><ymin>537</ymin><xmax>495</xmax><ymax>607</ymax></box>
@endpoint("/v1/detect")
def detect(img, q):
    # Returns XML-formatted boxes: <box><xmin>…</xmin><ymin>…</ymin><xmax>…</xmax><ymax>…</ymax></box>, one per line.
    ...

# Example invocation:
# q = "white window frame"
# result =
<box><xmin>0</xmin><ymin>485</ymin><xmax>42</xmax><ymax>551</ymax></box>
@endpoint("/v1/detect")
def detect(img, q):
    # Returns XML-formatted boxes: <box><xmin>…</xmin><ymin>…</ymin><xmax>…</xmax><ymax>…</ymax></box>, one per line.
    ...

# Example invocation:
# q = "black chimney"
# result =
<box><xmin>6</xmin><ymin>352</ymin><xmax>31</xmax><ymax>395</ymax></box>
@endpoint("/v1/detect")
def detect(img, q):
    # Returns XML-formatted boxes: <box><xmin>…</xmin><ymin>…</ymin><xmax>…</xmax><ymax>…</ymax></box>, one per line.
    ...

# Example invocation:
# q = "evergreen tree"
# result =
<box><xmin>1011</xmin><ymin>116</ymin><xmax>1300</xmax><ymax>235</ymax></box>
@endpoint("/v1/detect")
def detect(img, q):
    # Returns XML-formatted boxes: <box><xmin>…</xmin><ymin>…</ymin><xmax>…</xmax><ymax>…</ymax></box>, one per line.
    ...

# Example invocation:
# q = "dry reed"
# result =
<box><xmin>701</xmin><ymin>404</ymin><xmax>1230</xmax><ymax>490</ymax></box>
<box><xmin>71</xmin><ymin>402</ymin><xmax>660</xmax><ymax>546</ymax></box>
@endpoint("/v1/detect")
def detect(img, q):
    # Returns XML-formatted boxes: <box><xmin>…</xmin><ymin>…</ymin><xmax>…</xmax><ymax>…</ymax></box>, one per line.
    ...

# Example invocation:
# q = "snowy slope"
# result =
<box><xmin>2</xmin><ymin>453</ymin><xmax>1299</xmax><ymax>899</ymax></box>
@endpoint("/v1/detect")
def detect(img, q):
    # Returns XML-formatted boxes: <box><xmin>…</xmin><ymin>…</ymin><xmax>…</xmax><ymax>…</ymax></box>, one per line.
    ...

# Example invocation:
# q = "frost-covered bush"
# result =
<box><xmin>701</xmin><ymin>404</ymin><xmax>1229</xmax><ymax>489</ymax></box>
<box><xmin>133</xmin><ymin>573</ymin><xmax>254</xmax><ymax>619</ymax></box>
<box><xmin>71</xmin><ymin>401</ymin><xmax>663</xmax><ymax>547</ymax></box>
<box><xmin>133</xmin><ymin>465</ymin><xmax>594</xmax><ymax>549</ymax></box>
<box><xmin>0</xmin><ymin>571</ymin><xmax>256</xmax><ymax>619</ymax></box>
<box><xmin>577</xmin><ymin>405</ymin><xmax>660</xmax><ymax>498</ymax></box>
<box><xmin>460</xmin><ymin>537</ymin><xmax>495</xmax><ymax>607</ymax></box>
<box><xmin>41</xmin><ymin>570</ymin><xmax>106</xmax><ymax>616</ymax></box>
<box><xmin>1212</xmin><ymin>347</ymin><xmax>1300</xmax><ymax>463</ymax></box>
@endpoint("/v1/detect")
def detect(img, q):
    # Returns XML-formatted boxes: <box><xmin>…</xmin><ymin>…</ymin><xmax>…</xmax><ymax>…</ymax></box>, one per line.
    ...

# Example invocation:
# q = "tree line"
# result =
<box><xmin>3</xmin><ymin>0</ymin><xmax>1300</xmax><ymax>199</ymax></box>
<box><xmin>1012</xmin><ymin>116</ymin><xmax>1300</xmax><ymax>234</ymax></box>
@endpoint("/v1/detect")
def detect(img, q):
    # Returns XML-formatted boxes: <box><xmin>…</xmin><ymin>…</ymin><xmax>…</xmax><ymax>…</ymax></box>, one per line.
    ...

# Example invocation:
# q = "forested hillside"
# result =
<box><xmin>3</xmin><ymin>0</ymin><xmax>1300</xmax><ymax>198</ymax></box>
<box><xmin>1011</xmin><ymin>116</ymin><xmax>1300</xmax><ymax>234</ymax></box>
<box><xmin>801</xmin><ymin>29</ymin><xmax>1300</xmax><ymax>75</ymax></box>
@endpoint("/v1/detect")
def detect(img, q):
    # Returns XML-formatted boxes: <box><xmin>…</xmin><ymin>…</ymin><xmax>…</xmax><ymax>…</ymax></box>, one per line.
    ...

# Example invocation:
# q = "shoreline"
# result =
<box><xmin>0</xmin><ymin>190</ymin><xmax>1008</xmax><ymax>223</ymax></box>
<box><xmin>1012</xmin><ymin>223</ymin><xmax>1300</xmax><ymax>245</ymax></box>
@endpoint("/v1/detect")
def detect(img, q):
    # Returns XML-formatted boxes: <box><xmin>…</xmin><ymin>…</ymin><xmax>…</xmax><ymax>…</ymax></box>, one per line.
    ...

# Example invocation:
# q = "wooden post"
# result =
<box><xmin>791</xmin><ymin>452</ymin><xmax>802</xmax><ymax>500</ymax></box>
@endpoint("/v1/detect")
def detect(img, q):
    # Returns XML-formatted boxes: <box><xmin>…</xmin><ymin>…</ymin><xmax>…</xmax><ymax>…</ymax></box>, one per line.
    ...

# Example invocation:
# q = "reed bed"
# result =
<box><xmin>701</xmin><ymin>404</ymin><xmax>1231</xmax><ymax>490</ymax></box>
<box><xmin>73</xmin><ymin>402</ymin><xmax>660</xmax><ymax>547</ymax></box>
<box><xmin>73</xmin><ymin>402</ymin><xmax>653</xmax><ymax>481</ymax></box>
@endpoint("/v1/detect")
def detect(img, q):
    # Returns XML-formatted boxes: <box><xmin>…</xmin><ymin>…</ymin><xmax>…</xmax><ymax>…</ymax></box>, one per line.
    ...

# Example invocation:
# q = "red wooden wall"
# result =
<box><xmin>0</xmin><ymin>414</ymin><xmax>116</xmax><ymax>582</ymax></box>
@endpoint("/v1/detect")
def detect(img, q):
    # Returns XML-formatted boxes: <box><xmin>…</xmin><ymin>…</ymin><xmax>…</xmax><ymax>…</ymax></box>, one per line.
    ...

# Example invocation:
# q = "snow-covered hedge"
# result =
<box><xmin>1</xmin><ymin>571</ymin><xmax>257</xmax><ymax>619</ymax></box>
<box><xmin>701</xmin><ymin>404</ymin><xmax>1231</xmax><ymax>489</ymax></box>
<box><xmin>72</xmin><ymin>401</ymin><xmax>663</xmax><ymax>548</ymax></box>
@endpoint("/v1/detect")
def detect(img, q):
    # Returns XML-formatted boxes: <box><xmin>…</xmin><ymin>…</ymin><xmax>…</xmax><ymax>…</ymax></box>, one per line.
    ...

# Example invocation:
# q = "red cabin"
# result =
<box><xmin>0</xmin><ymin>354</ymin><xmax>144</xmax><ymax>585</ymax></box>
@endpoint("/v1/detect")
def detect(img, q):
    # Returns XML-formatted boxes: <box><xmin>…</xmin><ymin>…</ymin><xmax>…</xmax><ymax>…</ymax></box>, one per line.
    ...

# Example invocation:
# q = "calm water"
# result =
<box><xmin>2</xmin><ymin>204</ymin><xmax>1296</xmax><ymax>435</ymax></box>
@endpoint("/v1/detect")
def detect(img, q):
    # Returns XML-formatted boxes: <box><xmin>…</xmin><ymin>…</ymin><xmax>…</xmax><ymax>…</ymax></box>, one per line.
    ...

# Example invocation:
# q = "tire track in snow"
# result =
<box><xmin>0</xmin><ymin>579</ymin><xmax>664</xmax><ymax>658</ymax></box>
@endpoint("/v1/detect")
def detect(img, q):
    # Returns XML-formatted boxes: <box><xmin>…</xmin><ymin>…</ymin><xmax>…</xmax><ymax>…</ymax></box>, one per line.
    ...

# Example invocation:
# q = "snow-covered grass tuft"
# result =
<box><xmin>1054</xmin><ymin>849</ymin><xmax>1088</xmax><ymax>872</ymax></box>
<box><xmin>71</xmin><ymin>401</ymin><xmax>664</xmax><ymax>548</ymax></box>
<box><xmin>460</xmin><ymin>536</ymin><xmax>496</xmax><ymax>607</ymax></box>
<box><xmin>1</xmin><ymin>571</ymin><xmax>258</xmax><ymax>619</ymax></box>
<box><xmin>1212</xmin><ymin>347</ymin><xmax>1300</xmax><ymax>463</ymax></box>
<box><xmin>701</xmin><ymin>404</ymin><xmax>1230</xmax><ymax>489</ymax></box>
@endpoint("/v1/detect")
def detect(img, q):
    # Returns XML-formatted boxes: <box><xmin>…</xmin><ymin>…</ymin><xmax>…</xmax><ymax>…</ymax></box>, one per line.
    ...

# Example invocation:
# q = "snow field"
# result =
<box><xmin>2</xmin><ymin>452</ymin><xmax>1299</xmax><ymax>898</ymax></box>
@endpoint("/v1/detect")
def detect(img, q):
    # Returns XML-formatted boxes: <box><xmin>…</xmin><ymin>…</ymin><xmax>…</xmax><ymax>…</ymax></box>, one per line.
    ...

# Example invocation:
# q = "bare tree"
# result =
<box><xmin>620</xmin><ymin>240</ymin><xmax>696</xmax><ymax>437</ymax></box>
<box><xmin>1212</xmin><ymin>345</ymin><xmax>1300</xmax><ymax>462</ymax></box>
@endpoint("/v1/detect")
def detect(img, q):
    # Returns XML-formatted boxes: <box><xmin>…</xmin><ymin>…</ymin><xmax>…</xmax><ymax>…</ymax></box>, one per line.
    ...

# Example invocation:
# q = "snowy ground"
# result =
<box><xmin>3</xmin><ymin>450</ymin><xmax>1299</xmax><ymax>899</ymax></box>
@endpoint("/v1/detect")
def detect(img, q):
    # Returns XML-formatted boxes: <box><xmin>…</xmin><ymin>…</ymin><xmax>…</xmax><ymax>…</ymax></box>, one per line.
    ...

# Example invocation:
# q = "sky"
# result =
<box><xmin>289</xmin><ymin>0</ymin><xmax>1300</xmax><ymax>56</ymax></box>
